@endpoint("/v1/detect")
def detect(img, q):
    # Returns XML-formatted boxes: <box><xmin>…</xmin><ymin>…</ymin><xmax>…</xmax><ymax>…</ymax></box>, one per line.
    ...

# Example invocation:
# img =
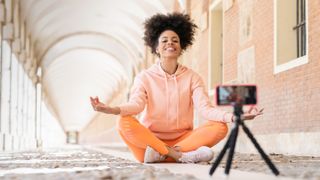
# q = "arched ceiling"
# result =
<box><xmin>19</xmin><ymin>0</ymin><xmax>175</xmax><ymax>131</ymax></box>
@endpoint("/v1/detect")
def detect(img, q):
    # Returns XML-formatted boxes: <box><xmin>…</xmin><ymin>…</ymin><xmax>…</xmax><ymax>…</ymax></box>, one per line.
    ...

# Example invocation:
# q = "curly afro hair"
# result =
<box><xmin>143</xmin><ymin>12</ymin><xmax>198</xmax><ymax>55</ymax></box>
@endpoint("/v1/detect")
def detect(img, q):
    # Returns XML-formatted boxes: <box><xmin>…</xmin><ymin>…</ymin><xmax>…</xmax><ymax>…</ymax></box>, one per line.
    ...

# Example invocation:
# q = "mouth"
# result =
<box><xmin>165</xmin><ymin>47</ymin><xmax>176</xmax><ymax>52</ymax></box>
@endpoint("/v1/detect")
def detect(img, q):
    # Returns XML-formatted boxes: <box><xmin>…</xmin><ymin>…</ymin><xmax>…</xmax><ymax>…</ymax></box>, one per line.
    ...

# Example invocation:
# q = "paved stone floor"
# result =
<box><xmin>0</xmin><ymin>145</ymin><xmax>319</xmax><ymax>180</ymax></box>
<box><xmin>0</xmin><ymin>146</ymin><xmax>197</xmax><ymax>180</ymax></box>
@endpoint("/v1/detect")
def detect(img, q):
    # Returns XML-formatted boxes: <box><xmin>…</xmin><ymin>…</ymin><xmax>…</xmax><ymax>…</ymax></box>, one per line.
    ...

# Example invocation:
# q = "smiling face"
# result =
<box><xmin>156</xmin><ymin>30</ymin><xmax>182</xmax><ymax>59</ymax></box>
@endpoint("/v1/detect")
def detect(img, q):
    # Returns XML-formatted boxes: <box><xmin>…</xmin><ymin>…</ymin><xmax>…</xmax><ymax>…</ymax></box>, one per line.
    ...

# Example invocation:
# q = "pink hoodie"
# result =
<box><xmin>118</xmin><ymin>61</ymin><xmax>233</xmax><ymax>140</ymax></box>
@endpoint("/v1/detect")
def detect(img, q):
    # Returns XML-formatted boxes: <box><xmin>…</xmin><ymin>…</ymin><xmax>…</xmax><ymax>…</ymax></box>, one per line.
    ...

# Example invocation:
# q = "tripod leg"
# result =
<box><xmin>241</xmin><ymin>122</ymin><xmax>280</xmax><ymax>175</ymax></box>
<box><xmin>209</xmin><ymin>128</ymin><xmax>234</xmax><ymax>175</ymax></box>
<box><xmin>224</xmin><ymin>121</ymin><xmax>240</xmax><ymax>175</ymax></box>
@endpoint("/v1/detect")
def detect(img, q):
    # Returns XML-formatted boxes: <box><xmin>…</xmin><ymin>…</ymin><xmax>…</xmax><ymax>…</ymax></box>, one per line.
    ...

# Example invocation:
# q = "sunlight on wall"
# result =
<box><xmin>41</xmin><ymin>102</ymin><xmax>66</xmax><ymax>148</ymax></box>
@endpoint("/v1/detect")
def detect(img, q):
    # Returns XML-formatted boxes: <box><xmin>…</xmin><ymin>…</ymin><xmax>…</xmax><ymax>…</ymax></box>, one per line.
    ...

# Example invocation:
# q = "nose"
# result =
<box><xmin>167</xmin><ymin>40</ymin><xmax>174</xmax><ymax>45</ymax></box>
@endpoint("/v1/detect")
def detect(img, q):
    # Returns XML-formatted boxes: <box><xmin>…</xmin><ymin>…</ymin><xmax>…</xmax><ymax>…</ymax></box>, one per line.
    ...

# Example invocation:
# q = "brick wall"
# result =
<box><xmin>223</xmin><ymin>0</ymin><xmax>320</xmax><ymax>134</ymax></box>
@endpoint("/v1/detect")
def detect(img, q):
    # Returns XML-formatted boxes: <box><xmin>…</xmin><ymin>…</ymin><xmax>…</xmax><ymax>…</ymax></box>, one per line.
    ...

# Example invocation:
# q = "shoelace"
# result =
<box><xmin>179</xmin><ymin>149</ymin><xmax>212</xmax><ymax>163</ymax></box>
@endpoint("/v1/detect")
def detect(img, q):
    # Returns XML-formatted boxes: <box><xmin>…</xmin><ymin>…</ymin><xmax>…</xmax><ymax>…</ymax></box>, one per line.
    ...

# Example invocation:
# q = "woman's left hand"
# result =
<box><xmin>242</xmin><ymin>106</ymin><xmax>264</xmax><ymax>120</ymax></box>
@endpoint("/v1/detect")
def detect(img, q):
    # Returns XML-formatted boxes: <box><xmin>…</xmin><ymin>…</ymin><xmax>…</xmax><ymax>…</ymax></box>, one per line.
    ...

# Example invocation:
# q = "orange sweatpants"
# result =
<box><xmin>117</xmin><ymin>116</ymin><xmax>228</xmax><ymax>163</ymax></box>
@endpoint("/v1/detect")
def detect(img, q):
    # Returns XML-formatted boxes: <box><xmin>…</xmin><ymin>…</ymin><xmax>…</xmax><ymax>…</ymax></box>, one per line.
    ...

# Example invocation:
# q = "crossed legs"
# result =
<box><xmin>117</xmin><ymin>116</ymin><xmax>228</xmax><ymax>163</ymax></box>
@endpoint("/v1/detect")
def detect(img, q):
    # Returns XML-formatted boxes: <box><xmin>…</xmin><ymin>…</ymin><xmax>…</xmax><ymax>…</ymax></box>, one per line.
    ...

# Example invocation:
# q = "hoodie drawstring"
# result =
<box><xmin>164</xmin><ymin>74</ymin><xmax>169</xmax><ymax>127</ymax></box>
<box><xmin>173</xmin><ymin>75</ymin><xmax>179</xmax><ymax>128</ymax></box>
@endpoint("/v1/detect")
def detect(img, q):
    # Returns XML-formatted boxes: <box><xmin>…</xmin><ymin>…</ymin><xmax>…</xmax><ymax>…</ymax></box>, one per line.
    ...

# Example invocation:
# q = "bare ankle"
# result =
<box><xmin>166</xmin><ymin>146</ymin><xmax>182</xmax><ymax>162</ymax></box>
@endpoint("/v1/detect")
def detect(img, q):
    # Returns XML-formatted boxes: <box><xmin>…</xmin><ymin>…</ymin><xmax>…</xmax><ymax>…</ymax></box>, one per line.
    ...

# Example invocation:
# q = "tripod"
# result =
<box><xmin>209</xmin><ymin>102</ymin><xmax>280</xmax><ymax>176</ymax></box>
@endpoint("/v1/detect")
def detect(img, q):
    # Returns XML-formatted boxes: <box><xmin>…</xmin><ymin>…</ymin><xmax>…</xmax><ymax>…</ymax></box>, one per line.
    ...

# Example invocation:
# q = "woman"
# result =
<box><xmin>90</xmin><ymin>12</ymin><xmax>262</xmax><ymax>163</ymax></box>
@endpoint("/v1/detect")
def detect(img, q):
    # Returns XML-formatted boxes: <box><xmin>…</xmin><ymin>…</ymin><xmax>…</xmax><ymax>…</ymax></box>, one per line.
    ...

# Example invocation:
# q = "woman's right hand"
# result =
<box><xmin>90</xmin><ymin>96</ymin><xmax>120</xmax><ymax>115</ymax></box>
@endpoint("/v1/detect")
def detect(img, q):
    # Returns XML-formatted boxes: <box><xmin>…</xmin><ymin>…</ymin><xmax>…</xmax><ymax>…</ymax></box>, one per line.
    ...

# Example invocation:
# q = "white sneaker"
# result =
<box><xmin>144</xmin><ymin>146</ymin><xmax>166</xmax><ymax>163</ymax></box>
<box><xmin>178</xmin><ymin>146</ymin><xmax>214</xmax><ymax>163</ymax></box>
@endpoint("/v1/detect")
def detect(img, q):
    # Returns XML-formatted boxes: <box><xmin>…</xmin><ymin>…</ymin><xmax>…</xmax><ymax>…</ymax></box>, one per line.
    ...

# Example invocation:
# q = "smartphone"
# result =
<box><xmin>216</xmin><ymin>85</ymin><xmax>257</xmax><ymax>105</ymax></box>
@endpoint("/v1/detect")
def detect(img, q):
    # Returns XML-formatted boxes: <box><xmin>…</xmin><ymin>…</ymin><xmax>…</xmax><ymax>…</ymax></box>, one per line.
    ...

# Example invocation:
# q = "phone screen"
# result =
<box><xmin>216</xmin><ymin>85</ymin><xmax>257</xmax><ymax>105</ymax></box>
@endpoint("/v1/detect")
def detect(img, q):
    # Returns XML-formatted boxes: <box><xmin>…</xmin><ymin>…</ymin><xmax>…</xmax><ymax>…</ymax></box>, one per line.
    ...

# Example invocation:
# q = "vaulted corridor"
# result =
<box><xmin>0</xmin><ymin>0</ymin><xmax>319</xmax><ymax>179</ymax></box>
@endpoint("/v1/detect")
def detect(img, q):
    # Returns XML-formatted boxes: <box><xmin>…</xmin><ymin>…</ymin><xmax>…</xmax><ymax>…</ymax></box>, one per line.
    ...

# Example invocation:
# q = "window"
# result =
<box><xmin>293</xmin><ymin>0</ymin><xmax>306</xmax><ymax>57</ymax></box>
<box><xmin>274</xmin><ymin>0</ymin><xmax>308</xmax><ymax>73</ymax></box>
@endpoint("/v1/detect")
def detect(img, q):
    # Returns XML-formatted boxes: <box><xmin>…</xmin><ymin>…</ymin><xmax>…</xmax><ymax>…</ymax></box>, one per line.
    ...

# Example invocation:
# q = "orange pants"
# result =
<box><xmin>117</xmin><ymin>116</ymin><xmax>228</xmax><ymax>163</ymax></box>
